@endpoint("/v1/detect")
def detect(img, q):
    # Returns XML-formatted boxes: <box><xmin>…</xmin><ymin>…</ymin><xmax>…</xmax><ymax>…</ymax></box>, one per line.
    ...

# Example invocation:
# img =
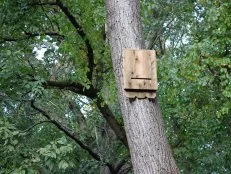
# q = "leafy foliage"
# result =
<box><xmin>142</xmin><ymin>0</ymin><xmax>231</xmax><ymax>173</ymax></box>
<box><xmin>0</xmin><ymin>0</ymin><xmax>230</xmax><ymax>173</ymax></box>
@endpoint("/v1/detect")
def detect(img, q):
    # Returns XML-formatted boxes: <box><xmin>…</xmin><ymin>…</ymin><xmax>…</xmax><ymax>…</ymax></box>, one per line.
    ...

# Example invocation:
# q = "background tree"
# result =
<box><xmin>0</xmin><ymin>0</ymin><xmax>230</xmax><ymax>173</ymax></box>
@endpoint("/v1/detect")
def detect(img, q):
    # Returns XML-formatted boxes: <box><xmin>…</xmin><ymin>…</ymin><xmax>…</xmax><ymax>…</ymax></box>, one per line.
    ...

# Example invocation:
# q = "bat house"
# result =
<box><xmin>123</xmin><ymin>49</ymin><xmax>157</xmax><ymax>98</ymax></box>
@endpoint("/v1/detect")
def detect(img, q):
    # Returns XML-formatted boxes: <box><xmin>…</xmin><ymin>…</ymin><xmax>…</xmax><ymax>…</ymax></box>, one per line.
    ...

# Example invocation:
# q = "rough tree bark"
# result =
<box><xmin>105</xmin><ymin>0</ymin><xmax>179</xmax><ymax>173</ymax></box>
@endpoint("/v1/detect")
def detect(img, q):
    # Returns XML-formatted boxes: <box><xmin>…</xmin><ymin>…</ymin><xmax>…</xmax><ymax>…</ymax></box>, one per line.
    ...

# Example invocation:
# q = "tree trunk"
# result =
<box><xmin>105</xmin><ymin>0</ymin><xmax>179</xmax><ymax>173</ymax></box>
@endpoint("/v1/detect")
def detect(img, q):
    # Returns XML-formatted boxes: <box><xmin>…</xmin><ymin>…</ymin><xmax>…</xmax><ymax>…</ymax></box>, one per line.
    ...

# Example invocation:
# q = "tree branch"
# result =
<box><xmin>24</xmin><ymin>74</ymin><xmax>128</xmax><ymax>149</ymax></box>
<box><xmin>0</xmin><ymin>32</ymin><xmax>64</xmax><ymax>43</ymax></box>
<box><xmin>30</xmin><ymin>100</ymin><xmax>101</xmax><ymax>162</ymax></box>
<box><xmin>55</xmin><ymin>0</ymin><xmax>95</xmax><ymax>81</ymax></box>
<box><xmin>30</xmin><ymin>0</ymin><xmax>95</xmax><ymax>80</ymax></box>
<box><xmin>119</xmin><ymin>166</ymin><xmax>132</xmax><ymax>174</ymax></box>
<box><xmin>25</xmin><ymin>31</ymin><xmax>64</xmax><ymax>39</ymax></box>
<box><xmin>114</xmin><ymin>159</ymin><xmax>127</xmax><ymax>173</ymax></box>
<box><xmin>147</xmin><ymin>18</ymin><xmax>174</xmax><ymax>50</ymax></box>
<box><xmin>38</xmin><ymin>0</ymin><xmax>56</xmax><ymax>31</ymax></box>
<box><xmin>21</xmin><ymin>120</ymin><xmax>53</xmax><ymax>133</ymax></box>
<box><xmin>29</xmin><ymin>2</ymin><xmax>57</xmax><ymax>6</ymax></box>
<box><xmin>43</xmin><ymin>80</ymin><xmax>128</xmax><ymax>148</ymax></box>
<box><xmin>96</xmin><ymin>97</ymin><xmax>128</xmax><ymax>148</ymax></box>
<box><xmin>45</xmin><ymin>80</ymin><xmax>96</xmax><ymax>98</ymax></box>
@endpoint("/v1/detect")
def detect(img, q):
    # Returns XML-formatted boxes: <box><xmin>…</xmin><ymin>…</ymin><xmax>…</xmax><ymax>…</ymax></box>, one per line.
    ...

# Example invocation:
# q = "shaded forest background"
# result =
<box><xmin>0</xmin><ymin>0</ymin><xmax>230</xmax><ymax>173</ymax></box>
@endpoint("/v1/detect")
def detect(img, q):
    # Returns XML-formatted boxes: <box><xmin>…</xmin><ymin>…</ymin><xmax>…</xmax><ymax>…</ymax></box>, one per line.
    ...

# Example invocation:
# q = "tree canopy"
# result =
<box><xmin>0</xmin><ymin>0</ymin><xmax>230</xmax><ymax>173</ymax></box>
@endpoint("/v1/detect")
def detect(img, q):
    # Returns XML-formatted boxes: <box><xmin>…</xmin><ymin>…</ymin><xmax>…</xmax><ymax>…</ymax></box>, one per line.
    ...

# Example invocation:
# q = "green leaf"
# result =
<box><xmin>58</xmin><ymin>160</ymin><xmax>69</xmax><ymax>170</ymax></box>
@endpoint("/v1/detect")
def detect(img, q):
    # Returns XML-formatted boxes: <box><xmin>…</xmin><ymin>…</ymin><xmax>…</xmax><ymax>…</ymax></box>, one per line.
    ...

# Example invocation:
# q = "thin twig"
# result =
<box><xmin>21</xmin><ymin>120</ymin><xmax>53</xmax><ymax>133</ymax></box>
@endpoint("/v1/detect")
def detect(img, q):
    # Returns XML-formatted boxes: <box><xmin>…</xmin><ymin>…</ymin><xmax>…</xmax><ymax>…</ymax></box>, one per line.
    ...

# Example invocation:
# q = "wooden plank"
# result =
<box><xmin>124</xmin><ymin>79</ymin><xmax>155</xmax><ymax>90</ymax></box>
<box><xmin>123</xmin><ymin>49</ymin><xmax>158</xmax><ymax>98</ymax></box>
<box><xmin>123</xmin><ymin>49</ymin><xmax>134</xmax><ymax>89</ymax></box>
<box><xmin>132</xmin><ymin>50</ymin><xmax>151</xmax><ymax>79</ymax></box>
<box><xmin>150</xmin><ymin>50</ymin><xmax>158</xmax><ymax>90</ymax></box>
<box><xmin>125</xmin><ymin>90</ymin><xmax>156</xmax><ymax>98</ymax></box>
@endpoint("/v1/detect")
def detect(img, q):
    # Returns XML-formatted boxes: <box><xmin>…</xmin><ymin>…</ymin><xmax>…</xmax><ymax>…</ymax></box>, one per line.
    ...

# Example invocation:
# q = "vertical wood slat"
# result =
<box><xmin>150</xmin><ymin>50</ymin><xmax>158</xmax><ymax>90</ymax></box>
<box><xmin>132</xmin><ymin>50</ymin><xmax>151</xmax><ymax>79</ymax></box>
<box><xmin>123</xmin><ymin>49</ymin><xmax>134</xmax><ymax>90</ymax></box>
